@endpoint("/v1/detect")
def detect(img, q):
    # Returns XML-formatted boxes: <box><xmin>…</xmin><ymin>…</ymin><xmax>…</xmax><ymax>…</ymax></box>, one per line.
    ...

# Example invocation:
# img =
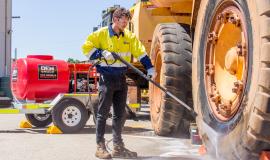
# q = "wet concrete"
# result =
<box><xmin>0</xmin><ymin>112</ymin><xmax>214</xmax><ymax>160</ymax></box>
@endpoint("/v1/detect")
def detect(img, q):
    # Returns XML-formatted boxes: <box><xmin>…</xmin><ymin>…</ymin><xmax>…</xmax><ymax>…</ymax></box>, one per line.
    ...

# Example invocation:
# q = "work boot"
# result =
<box><xmin>112</xmin><ymin>142</ymin><xmax>137</xmax><ymax>159</ymax></box>
<box><xmin>95</xmin><ymin>142</ymin><xmax>112</xmax><ymax>159</ymax></box>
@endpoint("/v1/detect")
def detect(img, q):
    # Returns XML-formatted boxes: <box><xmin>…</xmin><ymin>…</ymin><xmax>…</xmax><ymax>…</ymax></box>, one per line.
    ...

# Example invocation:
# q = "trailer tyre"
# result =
<box><xmin>25</xmin><ymin>114</ymin><xmax>52</xmax><ymax>127</ymax></box>
<box><xmin>149</xmin><ymin>23</ymin><xmax>193</xmax><ymax>136</ymax></box>
<box><xmin>52</xmin><ymin>98</ymin><xmax>88</xmax><ymax>133</ymax></box>
<box><xmin>192</xmin><ymin>0</ymin><xmax>270</xmax><ymax>159</ymax></box>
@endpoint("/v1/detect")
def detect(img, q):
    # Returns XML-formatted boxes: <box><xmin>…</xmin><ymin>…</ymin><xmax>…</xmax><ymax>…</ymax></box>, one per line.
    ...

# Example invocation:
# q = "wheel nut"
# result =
<box><xmin>205</xmin><ymin>64</ymin><xmax>215</xmax><ymax>75</ymax></box>
<box><xmin>229</xmin><ymin>13</ymin><xmax>241</xmax><ymax>27</ymax></box>
<box><xmin>234</xmin><ymin>81</ymin><xmax>243</xmax><ymax>88</ymax></box>
<box><xmin>211</xmin><ymin>84</ymin><xmax>216</xmax><ymax>91</ymax></box>
<box><xmin>210</xmin><ymin>92</ymin><xmax>220</xmax><ymax>104</ymax></box>
<box><xmin>236</xmin><ymin>43</ymin><xmax>246</xmax><ymax>56</ymax></box>
<box><xmin>207</xmin><ymin>32</ymin><xmax>218</xmax><ymax>44</ymax></box>
<box><xmin>218</xmin><ymin>102</ymin><xmax>231</xmax><ymax>117</ymax></box>
<box><xmin>217</xmin><ymin>12</ymin><xmax>230</xmax><ymax>23</ymax></box>
<box><xmin>232</xmin><ymin>87</ymin><xmax>238</xmax><ymax>93</ymax></box>
<box><xmin>232</xmin><ymin>81</ymin><xmax>243</xmax><ymax>93</ymax></box>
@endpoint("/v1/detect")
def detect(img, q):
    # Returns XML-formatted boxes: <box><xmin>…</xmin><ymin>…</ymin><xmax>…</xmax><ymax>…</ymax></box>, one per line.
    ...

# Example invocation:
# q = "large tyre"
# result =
<box><xmin>149</xmin><ymin>23</ymin><xmax>193</xmax><ymax>136</ymax></box>
<box><xmin>192</xmin><ymin>0</ymin><xmax>270</xmax><ymax>159</ymax></box>
<box><xmin>52</xmin><ymin>98</ymin><xmax>88</xmax><ymax>133</ymax></box>
<box><xmin>25</xmin><ymin>114</ymin><xmax>52</xmax><ymax>127</ymax></box>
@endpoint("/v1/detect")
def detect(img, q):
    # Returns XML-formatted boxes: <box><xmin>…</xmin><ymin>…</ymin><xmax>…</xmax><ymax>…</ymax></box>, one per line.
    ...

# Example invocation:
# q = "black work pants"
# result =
<box><xmin>96</xmin><ymin>74</ymin><xmax>127</xmax><ymax>144</ymax></box>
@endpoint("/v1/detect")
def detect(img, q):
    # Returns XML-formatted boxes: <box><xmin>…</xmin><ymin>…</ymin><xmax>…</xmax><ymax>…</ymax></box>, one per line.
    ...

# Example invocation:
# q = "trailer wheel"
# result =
<box><xmin>25</xmin><ymin>114</ymin><xmax>52</xmax><ymax>127</ymax></box>
<box><xmin>149</xmin><ymin>23</ymin><xmax>193</xmax><ymax>136</ymax></box>
<box><xmin>52</xmin><ymin>98</ymin><xmax>88</xmax><ymax>133</ymax></box>
<box><xmin>193</xmin><ymin>0</ymin><xmax>270</xmax><ymax>159</ymax></box>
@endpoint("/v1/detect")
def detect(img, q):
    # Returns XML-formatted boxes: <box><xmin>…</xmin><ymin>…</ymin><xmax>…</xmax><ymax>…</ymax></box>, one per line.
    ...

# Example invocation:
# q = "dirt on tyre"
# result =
<box><xmin>149</xmin><ymin>23</ymin><xmax>193</xmax><ymax>136</ymax></box>
<box><xmin>192</xmin><ymin>0</ymin><xmax>270</xmax><ymax>159</ymax></box>
<box><xmin>25</xmin><ymin>114</ymin><xmax>52</xmax><ymax>127</ymax></box>
<box><xmin>51</xmin><ymin>98</ymin><xmax>88</xmax><ymax>133</ymax></box>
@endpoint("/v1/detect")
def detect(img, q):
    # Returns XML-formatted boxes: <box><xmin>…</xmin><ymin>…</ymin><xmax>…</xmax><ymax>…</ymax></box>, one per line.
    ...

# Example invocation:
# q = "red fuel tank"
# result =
<box><xmin>11</xmin><ymin>55</ymin><xmax>70</xmax><ymax>102</ymax></box>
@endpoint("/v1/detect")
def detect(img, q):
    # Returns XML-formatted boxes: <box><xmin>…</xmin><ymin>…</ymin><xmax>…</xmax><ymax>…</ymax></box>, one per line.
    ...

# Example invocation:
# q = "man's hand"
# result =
<box><xmin>147</xmin><ymin>67</ymin><xmax>156</xmax><ymax>78</ymax></box>
<box><xmin>101</xmin><ymin>50</ymin><xmax>115</xmax><ymax>60</ymax></box>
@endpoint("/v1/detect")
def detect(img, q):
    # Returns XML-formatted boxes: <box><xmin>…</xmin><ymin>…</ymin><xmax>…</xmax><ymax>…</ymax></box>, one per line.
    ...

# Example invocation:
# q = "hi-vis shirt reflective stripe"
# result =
<box><xmin>82</xmin><ymin>26</ymin><xmax>152</xmax><ymax>75</ymax></box>
<box><xmin>87</xmin><ymin>48</ymin><xmax>98</xmax><ymax>58</ymax></box>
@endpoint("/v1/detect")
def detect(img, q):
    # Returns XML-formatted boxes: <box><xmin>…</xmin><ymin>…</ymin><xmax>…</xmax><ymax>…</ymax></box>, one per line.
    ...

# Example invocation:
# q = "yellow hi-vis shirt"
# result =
<box><xmin>82</xmin><ymin>25</ymin><xmax>153</xmax><ymax>75</ymax></box>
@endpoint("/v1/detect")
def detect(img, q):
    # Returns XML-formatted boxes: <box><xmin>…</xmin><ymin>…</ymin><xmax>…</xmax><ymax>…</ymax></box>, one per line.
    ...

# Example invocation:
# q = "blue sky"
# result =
<box><xmin>12</xmin><ymin>0</ymin><xmax>135</xmax><ymax>61</ymax></box>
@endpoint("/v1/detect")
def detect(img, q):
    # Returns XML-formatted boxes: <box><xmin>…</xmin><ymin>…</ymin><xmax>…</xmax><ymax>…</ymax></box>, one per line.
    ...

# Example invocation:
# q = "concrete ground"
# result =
<box><xmin>0</xmin><ymin>112</ymin><xmax>213</xmax><ymax>160</ymax></box>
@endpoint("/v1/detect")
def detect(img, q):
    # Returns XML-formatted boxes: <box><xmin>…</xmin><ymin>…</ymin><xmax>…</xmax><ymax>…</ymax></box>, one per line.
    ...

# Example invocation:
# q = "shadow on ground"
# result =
<box><xmin>137</xmin><ymin>156</ymin><xmax>201</xmax><ymax>160</ymax></box>
<box><xmin>0</xmin><ymin>111</ymin><xmax>191</xmax><ymax>140</ymax></box>
<box><xmin>104</xmin><ymin>156</ymin><xmax>202</xmax><ymax>160</ymax></box>
<box><xmin>0</xmin><ymin>124</ymin><xmax>153</xmax><ymax>135</ymax></box>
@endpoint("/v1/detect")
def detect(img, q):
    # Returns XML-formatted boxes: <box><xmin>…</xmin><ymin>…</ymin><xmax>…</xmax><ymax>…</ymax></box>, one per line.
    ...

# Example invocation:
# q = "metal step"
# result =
<box><xmin>0</xmin><ymin>91</ymin><xmax>5</xmax><ymax>97</ymax></box>
<box><xmin>0</xmin><ymin>97</ymin><xmax>12</xmax><ymax>108</ymax></box>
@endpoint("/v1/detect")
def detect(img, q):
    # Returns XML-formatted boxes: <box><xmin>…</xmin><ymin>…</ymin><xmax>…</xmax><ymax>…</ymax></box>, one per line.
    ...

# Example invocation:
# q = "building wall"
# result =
<box><xmin>0</xmin><ymin>0</ymin><xmax>12</xmax><ymax>77</ymax></box>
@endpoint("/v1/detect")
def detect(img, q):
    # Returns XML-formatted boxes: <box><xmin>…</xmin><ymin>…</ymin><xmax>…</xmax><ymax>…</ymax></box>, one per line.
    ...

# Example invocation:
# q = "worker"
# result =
<box><xmin>82</xmin><ymin>7</ymin><xmax>155</xmax><ymax>159</ymax></box>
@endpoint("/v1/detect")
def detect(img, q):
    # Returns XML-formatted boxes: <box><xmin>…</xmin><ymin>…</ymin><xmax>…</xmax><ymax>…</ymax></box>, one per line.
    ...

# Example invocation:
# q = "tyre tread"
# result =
<box><xmin>150</xmin><ymin>23</ymin><xmax>193</xmax><ymax>136</ymax></box>
<box><xmin>244</xmin><ymin>0</ymin><xmax>270</xmax><ymax>157</ymax></box>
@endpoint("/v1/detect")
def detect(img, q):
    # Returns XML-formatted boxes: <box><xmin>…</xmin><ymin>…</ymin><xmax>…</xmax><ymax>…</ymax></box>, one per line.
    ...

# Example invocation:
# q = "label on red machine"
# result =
<box><xmin>38</xmin><ymin>65</ymin><xmax>58</xmax><ymax>80</ymax></box>
<box><xmin>12</xmin><ymin>68</ymin><xmax>18</xmax><ymax>81</ymax></box>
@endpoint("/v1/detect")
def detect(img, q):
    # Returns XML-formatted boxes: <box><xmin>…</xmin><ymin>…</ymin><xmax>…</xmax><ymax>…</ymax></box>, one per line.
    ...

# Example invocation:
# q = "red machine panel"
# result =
<box><xmin>11</xmin><ymin>55</ymin><xmax>70</xmax><ymax>102</ymax></box>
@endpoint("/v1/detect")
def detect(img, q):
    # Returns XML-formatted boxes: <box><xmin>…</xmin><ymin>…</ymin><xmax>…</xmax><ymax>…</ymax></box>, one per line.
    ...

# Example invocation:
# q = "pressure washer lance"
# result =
<box><xmin>111</xmin><ymin>52</ymin><xmax>198</xmax><ymax>118</ymax></box>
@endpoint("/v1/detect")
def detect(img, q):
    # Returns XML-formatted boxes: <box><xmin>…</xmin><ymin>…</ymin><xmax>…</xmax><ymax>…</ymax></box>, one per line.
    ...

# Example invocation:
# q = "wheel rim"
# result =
<box><xmin>204</xmin><ymin>1</ymin><xmax>249</xmax><ymax>121</ymax></box>
<box><xmin>34</xmin><ymin>114</ymin><xmax>50</xmax><ymax>121</ymax></box>
<box><xmin>62</xmin><ymin>106</ymin><xmax>81</xmax><ymax>127</ymax></box>
<box><xmin>151</xmin><ymin>45</ymin><xmax>163</xmax><ymax>122</ymax></box>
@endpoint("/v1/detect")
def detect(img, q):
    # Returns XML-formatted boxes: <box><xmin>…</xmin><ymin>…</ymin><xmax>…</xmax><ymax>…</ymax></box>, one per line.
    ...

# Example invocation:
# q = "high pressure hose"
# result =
<box><xmin>87</xmin><ymin>61</ymin><xmax>101</xmax><ymax>109</ymax></box>
<box><xmin>86</xmin><ymin>60</ymin><xmax>114</xmax><ymax>151</ymax></box>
